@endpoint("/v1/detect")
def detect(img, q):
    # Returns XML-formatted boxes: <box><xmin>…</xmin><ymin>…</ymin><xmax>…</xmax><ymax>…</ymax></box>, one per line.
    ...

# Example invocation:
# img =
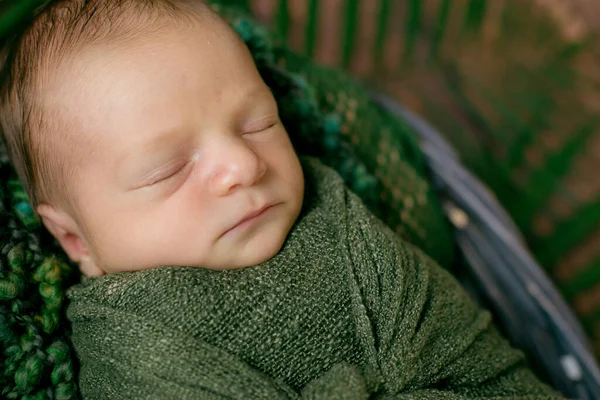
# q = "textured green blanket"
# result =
<box><xmin>67</xmin><ymin>158</ymin><xmax>562</xmax><ymax>399</ymax></box>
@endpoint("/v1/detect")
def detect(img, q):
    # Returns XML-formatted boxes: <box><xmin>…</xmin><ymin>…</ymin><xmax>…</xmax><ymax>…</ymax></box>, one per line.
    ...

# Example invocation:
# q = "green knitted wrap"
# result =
<box><xmin>0</xmin><ymin>3</ymin><xmax>455</xmax><ymax>398</ymax></box>
<box><xmin>66</xmin><ymin>157</ymin><xmax>562</xmax><ymax>399</ymax></box>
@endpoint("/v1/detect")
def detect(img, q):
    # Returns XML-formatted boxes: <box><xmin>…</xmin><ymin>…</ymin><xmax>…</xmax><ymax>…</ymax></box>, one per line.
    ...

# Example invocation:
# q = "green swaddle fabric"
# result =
<box><xmin>67</xmin><ymin>158</ymin><xmax>562</xmax><ymax>399</ymax></box>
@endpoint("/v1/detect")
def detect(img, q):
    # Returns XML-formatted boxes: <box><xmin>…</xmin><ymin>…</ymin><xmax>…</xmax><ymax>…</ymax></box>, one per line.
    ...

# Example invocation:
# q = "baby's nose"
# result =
<box><xmin>209</xmin><ymin>141</ymin><xmax>266</xmax><ymax>196</ymax></box>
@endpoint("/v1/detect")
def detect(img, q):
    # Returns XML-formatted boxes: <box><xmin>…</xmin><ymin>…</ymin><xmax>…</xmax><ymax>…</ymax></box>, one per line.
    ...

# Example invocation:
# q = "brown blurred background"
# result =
<box><xmin>247</xmin><ymin>0</ymin><xmax>600</xmax><ymax>351</ymax></box>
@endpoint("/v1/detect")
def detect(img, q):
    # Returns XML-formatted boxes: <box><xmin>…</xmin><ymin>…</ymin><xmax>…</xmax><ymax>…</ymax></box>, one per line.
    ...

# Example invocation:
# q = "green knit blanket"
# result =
<box><xmin>66</xmin><ymin>158</ymin><xmax>562</xmax><ymax>399</ymax></box>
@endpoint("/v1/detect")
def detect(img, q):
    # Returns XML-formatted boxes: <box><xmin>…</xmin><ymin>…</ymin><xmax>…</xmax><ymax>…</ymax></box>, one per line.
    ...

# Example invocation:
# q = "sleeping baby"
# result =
<box><xmin>0</xmin><ymin>0</ymin><xmax>565</xmax><ymax>398</ymax></box>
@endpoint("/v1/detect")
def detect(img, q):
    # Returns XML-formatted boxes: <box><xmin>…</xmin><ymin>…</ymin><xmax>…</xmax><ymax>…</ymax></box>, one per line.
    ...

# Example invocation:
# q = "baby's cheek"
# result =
<box><xmin>151</xmin><ymin>213</ymin><xmax>215</xmax><ymax>267</ymax></box>
<box><xmin>91</xmin><ymin>215</ymin><xmax>161</xmax><ymax>271</ymax></box>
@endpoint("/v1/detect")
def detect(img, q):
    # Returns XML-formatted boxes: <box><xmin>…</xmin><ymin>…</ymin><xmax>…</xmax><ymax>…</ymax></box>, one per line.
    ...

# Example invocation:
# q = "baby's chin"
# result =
<box><xmin>202</xmin><ymin>221</ymin><xmax>292</xmax><ymax>271</ymax></box>
<box><xmin>216</xmin><ymin>230</ymin><xmax>290</xmax><ymax>271</ymax></box>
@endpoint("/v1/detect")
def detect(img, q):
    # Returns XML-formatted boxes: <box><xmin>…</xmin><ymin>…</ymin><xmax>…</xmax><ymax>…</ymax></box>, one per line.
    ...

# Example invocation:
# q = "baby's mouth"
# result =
<box><xmin>220</xmin><ymin>203</ymin><xmax>279</xmax><ymax>238</ymax></box>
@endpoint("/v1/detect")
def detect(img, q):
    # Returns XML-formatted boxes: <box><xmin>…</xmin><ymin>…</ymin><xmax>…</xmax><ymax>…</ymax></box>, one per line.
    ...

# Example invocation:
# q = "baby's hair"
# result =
<box><xmin>0</xmin><ymin>0</ymin><xmax>212</xmax><ymax>212</ymax></box>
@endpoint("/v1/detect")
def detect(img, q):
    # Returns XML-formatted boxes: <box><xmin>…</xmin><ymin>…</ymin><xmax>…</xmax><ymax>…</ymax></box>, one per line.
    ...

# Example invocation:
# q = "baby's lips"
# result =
<box><xmin>220</xmin><ymin>202</ymin><xmax>278</xmax><ymax>237</ymax></box>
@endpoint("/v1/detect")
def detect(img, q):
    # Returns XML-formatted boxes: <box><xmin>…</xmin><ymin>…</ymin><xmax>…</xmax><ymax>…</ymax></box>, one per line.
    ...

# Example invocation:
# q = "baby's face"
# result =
<box><xmin>42</xmin><ymin>17</ymin><xmax>304</xmax><ymax>274</ymax></box>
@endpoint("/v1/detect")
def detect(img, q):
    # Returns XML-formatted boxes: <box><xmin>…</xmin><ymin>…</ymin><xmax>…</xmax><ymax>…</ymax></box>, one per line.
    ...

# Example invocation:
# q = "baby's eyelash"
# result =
<box><xmin>147</xmin><ymin>162</ymin><xmax>189</xmax><ymax>186</ymax></box>
<box><xmin>243</xmin><ymin>117</ymin><xmax>278</xmax><ymax>134</ymax></box>
<box><xmin>252</xmin><ymin>123</ymin><xmax>276</xmax><ymax>133</ymax></box>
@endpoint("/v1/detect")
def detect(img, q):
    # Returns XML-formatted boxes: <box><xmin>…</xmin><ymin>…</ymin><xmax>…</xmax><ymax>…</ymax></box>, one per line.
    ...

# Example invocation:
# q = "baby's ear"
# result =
<box><xmin>36</xmin><ymin>203</ymin><xmax>104</xmax><ymax>277</ymax></box>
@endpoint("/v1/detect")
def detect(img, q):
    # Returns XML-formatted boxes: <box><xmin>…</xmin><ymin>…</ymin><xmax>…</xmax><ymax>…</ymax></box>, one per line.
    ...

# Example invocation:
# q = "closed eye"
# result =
<box><xmin>242</xmin><ymin>117</ymin><xmax>278</xmax><ymax>135</ymax></box>
<box><xmin>145</xmin><ymin>162</ymin><xmax>189</xmax><ymax>187</ymax></box>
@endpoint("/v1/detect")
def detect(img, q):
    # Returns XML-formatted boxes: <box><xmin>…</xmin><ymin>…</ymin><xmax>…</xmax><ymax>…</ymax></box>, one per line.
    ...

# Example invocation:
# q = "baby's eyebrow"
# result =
<box><xmin>235</xmin><ymin>85</ymin><xmax>276</xmax><ymax>110</ymax></box>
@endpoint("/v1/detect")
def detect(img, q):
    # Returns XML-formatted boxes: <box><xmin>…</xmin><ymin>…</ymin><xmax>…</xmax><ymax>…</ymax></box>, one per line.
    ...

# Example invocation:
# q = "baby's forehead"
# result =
<box><xmin>40</xmin><ymin>11</ymin><xmax>248</xmax><ymax>110</ymax></box>
<box><xmin>33</xmin><ymin>1</ymin><xmax>229</xmax><ymax>79</ymax></box>
<box><xmin>38</xmin><ymin>19</ymin><xmax>265</xmax><ymax>159</ymax></box>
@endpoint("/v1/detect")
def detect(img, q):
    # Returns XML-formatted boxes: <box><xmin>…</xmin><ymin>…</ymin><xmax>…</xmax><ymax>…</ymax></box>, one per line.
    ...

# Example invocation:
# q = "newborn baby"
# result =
<box><xmin>0</xmin><ymin>0</ymin><xmax>564</xmax><ymax>399</ymax></box>
<box><xmin>10</xmin><ymin>1</ymin><xmax>304</xmax><ymax>278</ymax></box>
